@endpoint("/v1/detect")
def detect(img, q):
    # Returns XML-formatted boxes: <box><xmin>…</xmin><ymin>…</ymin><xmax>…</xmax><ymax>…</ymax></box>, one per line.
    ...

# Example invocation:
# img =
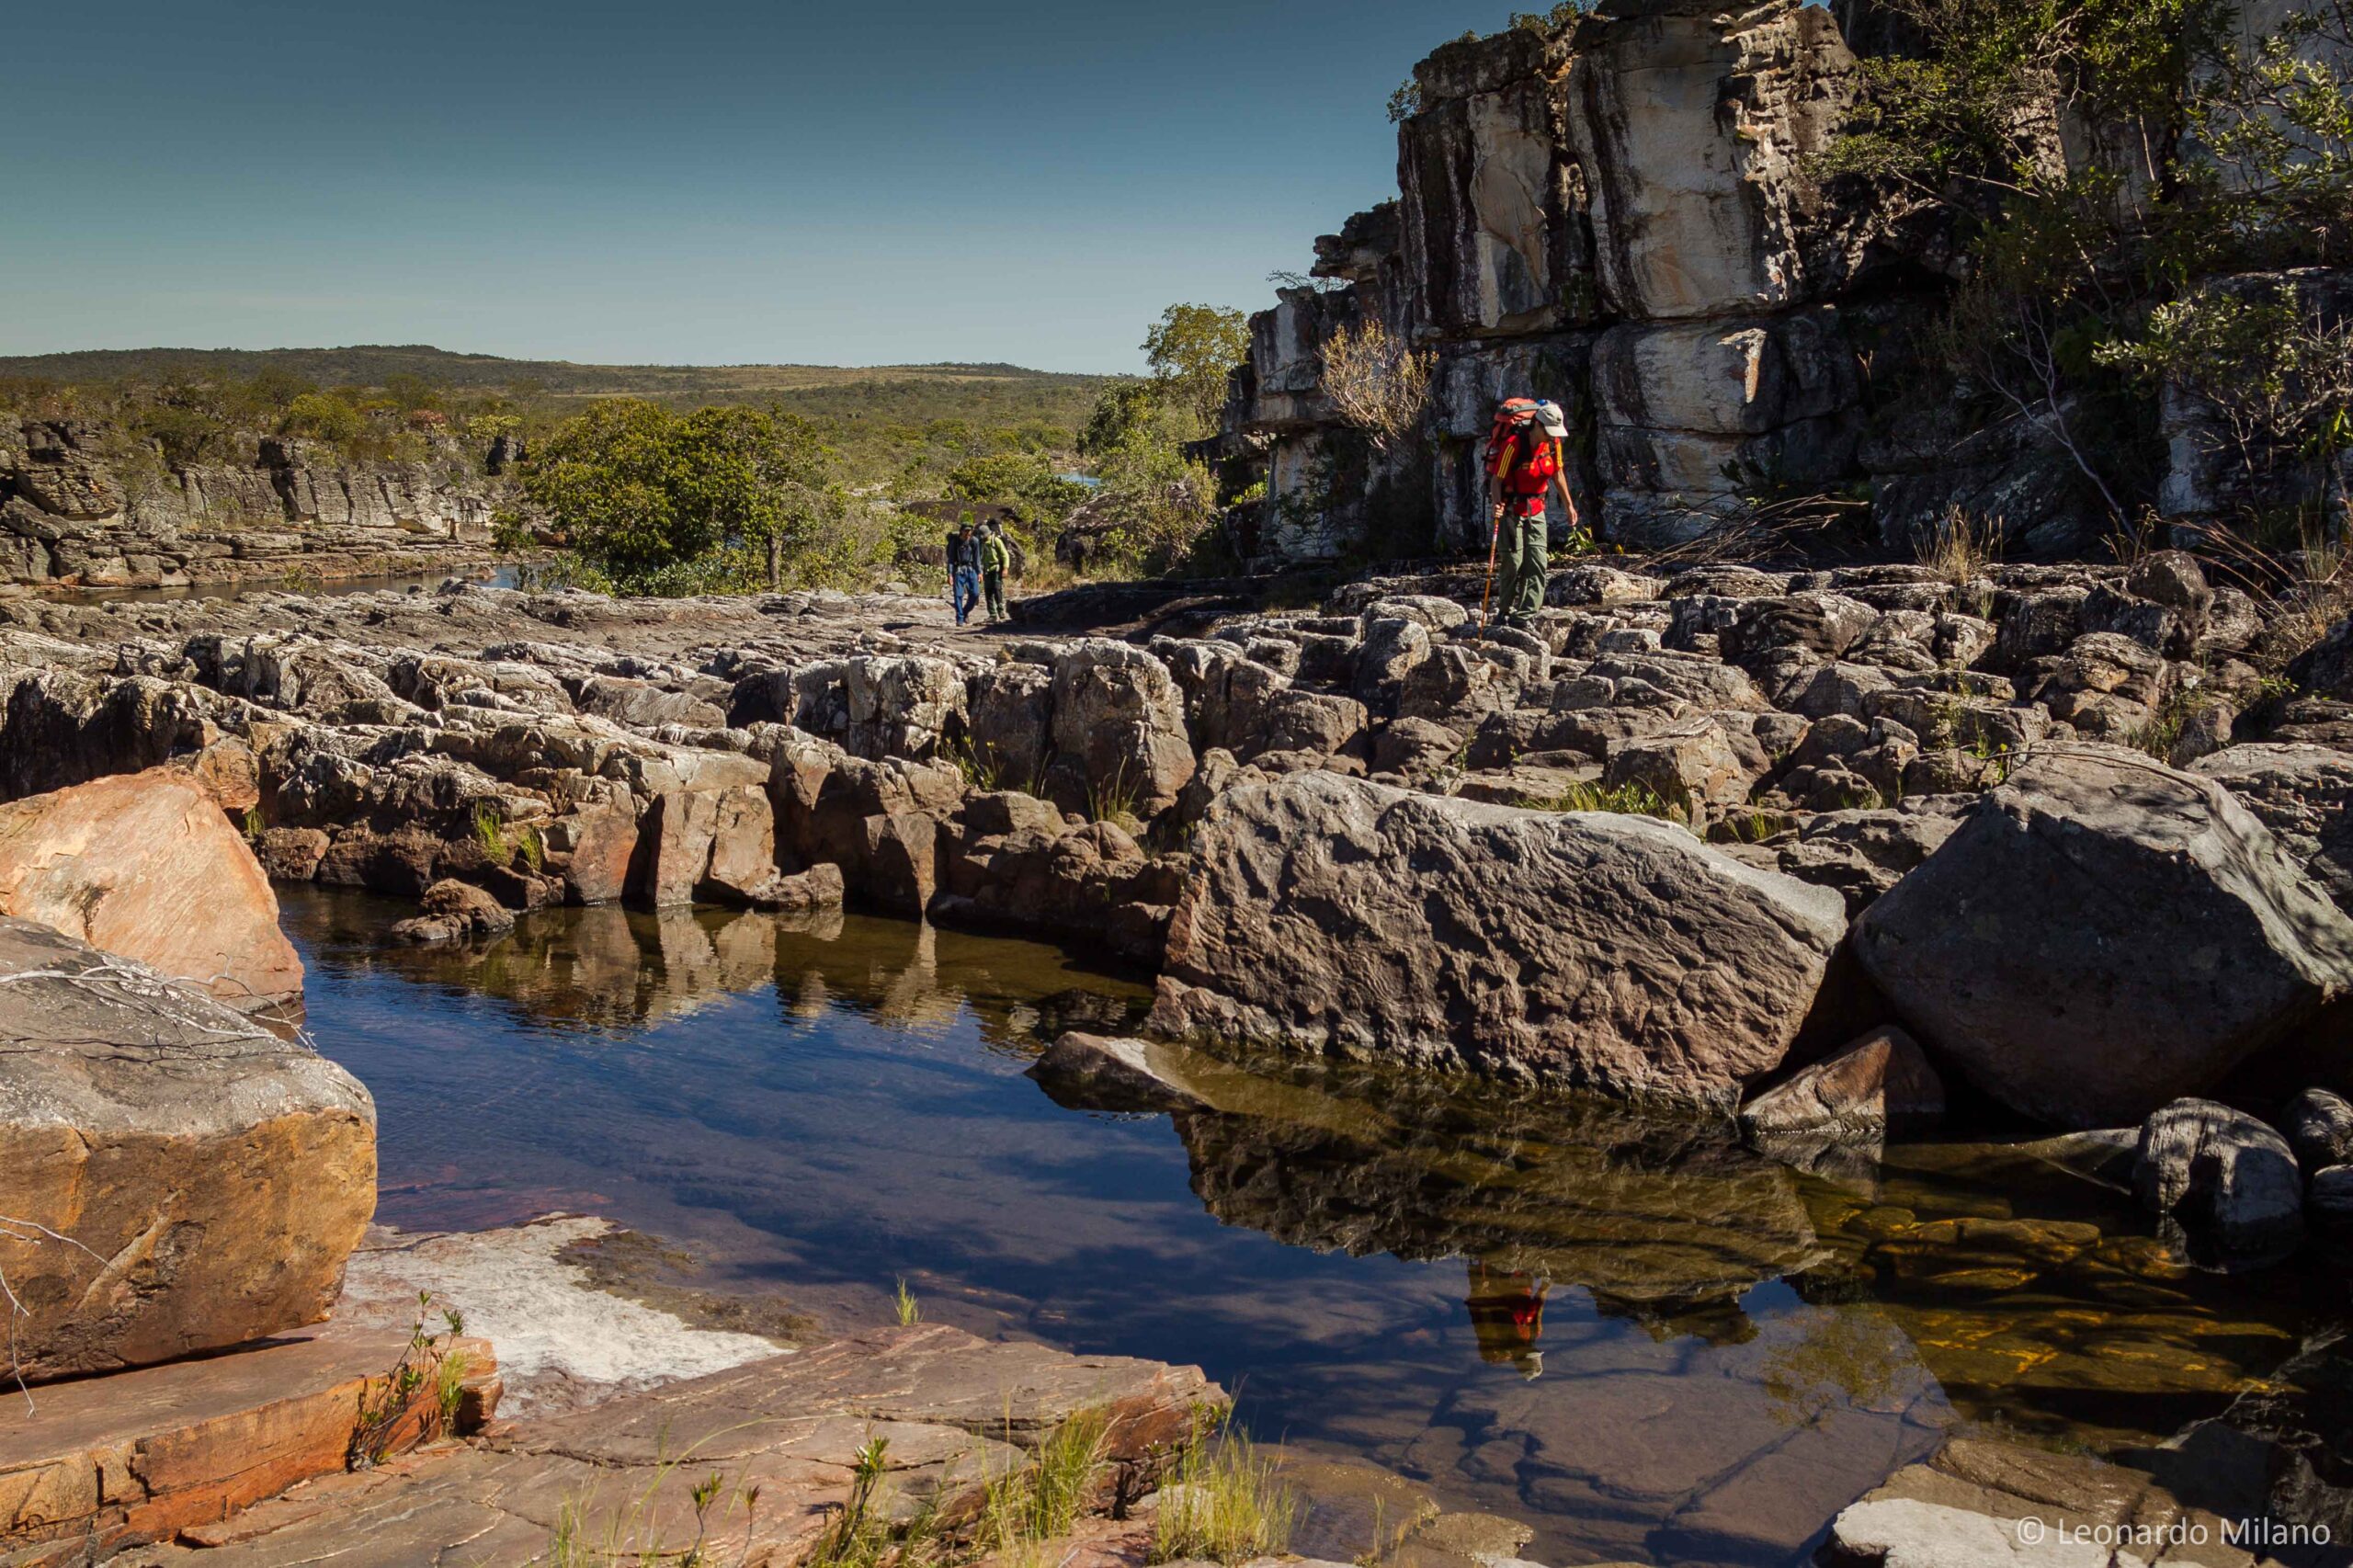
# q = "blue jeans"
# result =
<box><xmin>952</xmin><ymin>566</ymin><xmax>980</xmax><ymax>624</ymax></box>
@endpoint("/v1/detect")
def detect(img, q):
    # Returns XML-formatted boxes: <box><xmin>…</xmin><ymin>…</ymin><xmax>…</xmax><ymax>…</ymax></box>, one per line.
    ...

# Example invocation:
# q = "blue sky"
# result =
<box><xmin>1</xmin><ymin>1</ymin><xmax>1515</xmax><ymax>372</ymax></box>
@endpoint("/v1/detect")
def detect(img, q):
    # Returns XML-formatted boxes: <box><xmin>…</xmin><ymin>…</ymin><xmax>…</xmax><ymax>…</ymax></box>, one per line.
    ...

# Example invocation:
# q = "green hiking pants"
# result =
<box><xmin>1497</xmin><ymin>510</ymin><xmax>1547</xmax><ymax>624</ymax></box>
<box><xmin>983</xmin><ymin>570</ymin><xmax>1006</xmax><ymax>619</ymax></box>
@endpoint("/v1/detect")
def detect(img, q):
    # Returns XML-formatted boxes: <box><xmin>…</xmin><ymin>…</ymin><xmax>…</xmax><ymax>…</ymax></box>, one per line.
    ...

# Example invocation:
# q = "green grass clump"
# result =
<box><xmin>548</xmin><ymin>1439</ymin><xmax>776</xmax><ymax>1568</ymax></box>
<box><xmin>1147</xmin><ymin>1415</ymin><xmax>1296</xmax><ymax>1565</ymax></box>
<box><xmin>1529</xmin><ymin>778</ymin><xmax>1673</xmax><ymax>819</ymax></box>
<box><xmin>472</xmin><ymin>801</ymin><xmax>508</xmax><ymax>859</ymax></box>
<box><xmin>1086</xmin><ymin>766</ymin><xmax>1143</xmax><ymax>835</ymax></box>
<box><xmin>978</xmin><ymin>1409</ymin><xmax>1112</xmax><ymax>1563</ymax></box>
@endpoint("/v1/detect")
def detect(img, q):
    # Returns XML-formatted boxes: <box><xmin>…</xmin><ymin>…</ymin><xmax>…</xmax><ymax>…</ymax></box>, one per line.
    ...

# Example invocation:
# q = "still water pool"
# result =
<box><xmin>278</xmin><ymin>888</ymin><xmax>2344</xmax><ymax>1568</ymax></box>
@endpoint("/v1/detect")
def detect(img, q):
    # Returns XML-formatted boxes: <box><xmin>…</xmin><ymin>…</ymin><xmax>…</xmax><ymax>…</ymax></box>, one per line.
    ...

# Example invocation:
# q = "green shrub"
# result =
<box><xmin>279</xmin><ymin>392</ymin><xmax>364</xmax><ymax>446</ymax></box>
<box><xmin>1530</xmin><ymin>779</ymin><xmax>1675</xmax><ymax>819</ymax></box>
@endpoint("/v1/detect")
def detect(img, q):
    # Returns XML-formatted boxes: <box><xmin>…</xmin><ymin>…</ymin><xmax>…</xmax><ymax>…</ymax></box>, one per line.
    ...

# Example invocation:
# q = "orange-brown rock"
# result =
<box><xmin>0</xmin><ymin>767</ymin><xmax>301</xmax><ymax>1012</ymax></box>
<box><xmin>162</xmin><ymin>736</ymin><xmax>263</xmax><ymax>813</ymax></box>
<box><xmin>0</xmin><ymin>918</ymin><xmax>375</xmax><ymax>1384</ymax></box>
<box><xmin>127</xmin><ymin>1324</ymin><xmax>1217</xmax><ymax>1566</ymax></box>
<box><xmin>0</xmin><ymin>1322</ymin><xmax>496</xmax><ymax>1560</ymax></box>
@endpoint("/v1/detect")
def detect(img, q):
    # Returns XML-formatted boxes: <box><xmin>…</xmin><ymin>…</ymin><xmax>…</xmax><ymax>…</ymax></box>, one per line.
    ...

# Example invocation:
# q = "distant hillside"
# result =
<box><xmin>0</xmin><ymin>345</ymin><xmax>1126</xmax><ymax>483</ymax></box>
<box><xmin>0</xmin><ymin>344</ymin><xmax>1112</xmax><ymax>404</ymax></box>
<box><xmin>0</xmin><ymin>345</ymin><xmax>1129</xmax><ymax>494</ymax></box>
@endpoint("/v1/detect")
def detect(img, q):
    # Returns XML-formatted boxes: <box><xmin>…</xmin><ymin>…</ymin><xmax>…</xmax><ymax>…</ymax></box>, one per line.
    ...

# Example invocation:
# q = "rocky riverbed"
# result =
<box><xmin>6</xmin><ymin>551</ymin><xmax>2353</xmax><ymax>1561</ymax></box>
<box><xmin>7</xmin><ymin>549</ymin><xmax>2353</xmax><ymax>1130</ymax></box>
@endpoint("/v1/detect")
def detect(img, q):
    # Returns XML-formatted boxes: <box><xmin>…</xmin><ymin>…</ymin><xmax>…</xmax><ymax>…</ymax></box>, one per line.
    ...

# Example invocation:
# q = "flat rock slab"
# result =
<box><xmin>335</xmin><ymin>1217</ymin><xmax>789</xmax><ymax>1417</ymax></box>
<box><xmin>142</xmin><ymin>1324</ymin><xmax>1222</xmax><ymax>1566</ymax></box>
<box><xmin>1823</xmin><ymin>1436</ymin><xmax>2268</xmax><ymax>1568</ymax></box>
<box><xmin>1150</xmin><ymin>771</ymin><xmax>1847</xmax><ymax>1111</ymax></box>
<box><xmin>0</xmin><ymin>1320</ymin><xmax>497</xmax><ymax>1560</ymax></box>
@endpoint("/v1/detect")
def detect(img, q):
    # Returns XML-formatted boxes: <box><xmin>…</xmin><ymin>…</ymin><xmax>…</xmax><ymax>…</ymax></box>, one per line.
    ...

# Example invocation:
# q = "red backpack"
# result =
<box><xmin>1484</xmin><ymin>400</ymin><xmax>1559</xmax><ymax>494</ymax></box>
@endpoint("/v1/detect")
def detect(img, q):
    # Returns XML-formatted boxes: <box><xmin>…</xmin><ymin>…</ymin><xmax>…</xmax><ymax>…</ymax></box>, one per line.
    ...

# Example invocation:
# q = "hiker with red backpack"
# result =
<box><xmin>1482</xmin><ymin>397</ymin><xmax>1583</xmax><ymax>632</ymax></box>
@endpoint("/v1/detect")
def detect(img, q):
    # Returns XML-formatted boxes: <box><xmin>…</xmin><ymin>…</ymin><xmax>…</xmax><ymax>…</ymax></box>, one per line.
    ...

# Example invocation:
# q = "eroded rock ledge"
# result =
<box><xmin>1</xmin><ymin>415</ymin><xmax>506</xmax><ymax>592</ymax></box>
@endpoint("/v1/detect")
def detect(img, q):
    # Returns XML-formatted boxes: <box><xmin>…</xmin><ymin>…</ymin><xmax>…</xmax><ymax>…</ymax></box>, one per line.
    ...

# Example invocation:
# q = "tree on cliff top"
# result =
<box><xmin>1143</xmin><ymin>304</ymin><xmax>1250</xmax><ymax>437</ymax></box>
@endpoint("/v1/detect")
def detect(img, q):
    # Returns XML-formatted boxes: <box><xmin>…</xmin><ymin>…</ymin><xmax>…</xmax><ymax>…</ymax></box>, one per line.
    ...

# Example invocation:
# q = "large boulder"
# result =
<box><xmin>790</xmin><ymin>655</ymin><xmax>965</xmax><ymax>762</ymax></box>
<box><xmin>1854</xmin><ymin>745</ymin><xmax>2353</xmax><ymax>1129</ymax></box>
<box><xmin>965</xmin><ymin>662</ymin><xmax>1054</xmax><ymax>793</ymax></box>
<box><xmin>635</xmin><ymin>789</ymin><xmax>722</xmax><ymax>909</ymax></box>
<box><xmin>2192</xmin><ymin>742</ymin><xmax>2353</xmax><ymax>915</ymax></box>
<box><xmin>390</xmin><ymin>879</ymin><xmax>517</xmax><ymax>944</ymax></box>
<box><xmin>0</xmin><ymin>918</ymin><xmax>375</xmax><ymax>1382</ymax></box>
<box><xmin>1147</xmin><ymin>772</ymin><xmax>1848</xmax><ymax>1111</ymax></box>
<box><xmin>0</xmin><ymin>768</ymin><xmax>302</xmax><ymax>1014</ymax></box>
<box><xmin>699</xmin><ymin>783</ymin><xmax>788</xmax><ymax>906</ymax></box>
<box><xmin>1047</xmin><ymin>642</ymin><xmax>1195</xmax><ymax>816</ymax></box>
<box><xmin>1026</xmin><ymin>1032</ymin><xmax>1208</xmax><ymax>1114</ymax></box>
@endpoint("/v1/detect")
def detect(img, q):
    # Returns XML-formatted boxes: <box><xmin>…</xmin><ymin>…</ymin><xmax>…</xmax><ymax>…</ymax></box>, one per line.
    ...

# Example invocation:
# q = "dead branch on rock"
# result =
<box><xmin>0</xmin><ymin>1217</ymin><xmax>108</xmax><ymax>1414</ymax></box>
<box><xmin>0</xmin><ymin>957</ymin><xmax>258</xmax><ymax>1040</ymax></box>
<box><xmin>1638</xmin><ymin>492</ymin><xmax>1873</xmax><ymax>569</ymax></box>
<box><xmin>1319</xmin><ymin>320</ymin><xmax>1432</xmax><ymax>451</ymax></box>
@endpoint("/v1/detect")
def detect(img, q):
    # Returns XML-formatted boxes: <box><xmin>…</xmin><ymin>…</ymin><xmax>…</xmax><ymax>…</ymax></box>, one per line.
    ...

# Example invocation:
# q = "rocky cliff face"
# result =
<box><xmin>0</xmin><ymin>415</ymin><xmax>506</xmax><ymax>590</ymax></box>
<box><xmin>1219</xmin><ymin>0</ymin><xmax>2348</xmax><ymax>566</ymax></box>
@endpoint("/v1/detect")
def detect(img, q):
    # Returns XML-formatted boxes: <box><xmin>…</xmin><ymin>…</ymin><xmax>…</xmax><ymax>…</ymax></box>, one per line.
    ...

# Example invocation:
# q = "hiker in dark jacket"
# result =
<box><xmin>948</xmin><ymin>521</ymin><xmax>983</xmax><ymax>625</ymax></box>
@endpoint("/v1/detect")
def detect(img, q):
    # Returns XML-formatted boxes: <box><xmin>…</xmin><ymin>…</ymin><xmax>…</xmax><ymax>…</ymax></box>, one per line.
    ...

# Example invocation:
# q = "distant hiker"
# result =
<box><xmin>980</xmin><ymin>521</ymin><xmax>1011</xmax><ymax>622</ymax></box>
<box><xmin>1482</xmin><ymin>397</ymin><xmax>1581</xmax><ymax>631</ymax></box>
<box><xmin>948</xmin><ymin>521</ymin><xmax>983</xmax><ymax>626</ymax></box>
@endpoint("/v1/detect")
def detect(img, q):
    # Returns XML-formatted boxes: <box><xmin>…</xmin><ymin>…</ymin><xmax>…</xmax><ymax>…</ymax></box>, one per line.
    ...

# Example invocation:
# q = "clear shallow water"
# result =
<box><xmin>279</xmin><ymin>888</ymin><xmax>2346</xmax><ymax>1568</ymax></box>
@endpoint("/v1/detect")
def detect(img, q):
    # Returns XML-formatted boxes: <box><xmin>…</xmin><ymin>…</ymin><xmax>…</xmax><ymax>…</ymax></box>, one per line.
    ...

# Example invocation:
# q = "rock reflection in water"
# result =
<box><xmin>282</xmin><ymin>889</ymin><xmax>1153</xmax><ymax>1046</ymax></box>
<box><xmin>1161</xmin><ymin>1051</ymin><xmax>1828</xmax><ymax>1337</ymax></box>
<box><xmin>278</xmin><ymin>890</ymin><xmax>2351</xmax><ymax>1568</ymax></box>
<box><xmin>1799</xmin><ymin>1142</ymin><xmax>2344</xmax><ymax>1450</ymax></box>
<box><xmin>1173</xmin><ymin>1037</ymin><xmax>2341</xmax><ymax>1435</ymax></box>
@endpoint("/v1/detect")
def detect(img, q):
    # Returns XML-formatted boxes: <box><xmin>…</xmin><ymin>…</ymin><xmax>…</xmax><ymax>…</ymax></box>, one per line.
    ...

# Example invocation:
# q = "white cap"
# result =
<box><xmin>1536</xmin><ymin>401</ymin><xmax>1568</xmax><ymax>437</ymax></box>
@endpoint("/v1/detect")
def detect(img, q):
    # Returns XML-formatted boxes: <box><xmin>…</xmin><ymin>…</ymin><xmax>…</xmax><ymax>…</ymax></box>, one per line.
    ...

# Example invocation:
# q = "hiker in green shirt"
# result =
<box><xmin>981</xmin><ymin>521</ymin><xmax>1011</xmax><ymax>622</ymax></box>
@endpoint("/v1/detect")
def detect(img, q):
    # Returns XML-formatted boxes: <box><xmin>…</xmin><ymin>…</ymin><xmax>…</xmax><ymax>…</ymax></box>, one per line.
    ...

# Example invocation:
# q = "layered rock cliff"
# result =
<box><xmin>1218</xmin><ymin>0</ymin><xmax>2349</xmax><ymax>566</ymax></box>
<box><xmin>0</xmin><ymin>415</ymin><xmax>506</xmax><ymax>590</ymax></box>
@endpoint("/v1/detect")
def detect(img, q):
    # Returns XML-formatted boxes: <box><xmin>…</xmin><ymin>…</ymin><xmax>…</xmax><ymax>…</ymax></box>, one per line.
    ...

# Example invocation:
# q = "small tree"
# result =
<box><xmin>676</xmin><ymin>405</ymin><xmax>831</xmax><ymax>590</ymax></box>
<box><xmin>1078</xmin><ymin>381</ymin><xmax>1160</xmax><ymax>459</ymax></box>
<box><xmin>943</xmin><ymin>450</ymin><xmax>1088</xmax><ymax>528</ymax></box>
<box><xmin>521</xmin><ymin>400</ymin><xmax>702</xmax><ymax>579</ymax></box>
<box><xmin>522</xmin><ymin>401</ymin><xmax>837</xmax><ymax>591</ymax></box>
<box><xmin>2099</xmin><ymin>282</ymin><xmax>2353</xmax><ymax>521</ymax></box>
<box><xmin>1142</xmin><ymin>303</ymin><xmax>1251</xmax><ymax>437</ymax></box>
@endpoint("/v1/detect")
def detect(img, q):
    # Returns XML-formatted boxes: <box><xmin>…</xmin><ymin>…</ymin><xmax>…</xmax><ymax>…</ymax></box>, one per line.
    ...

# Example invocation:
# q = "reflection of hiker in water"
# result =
<box><xmin>1466</xmin><ymin>1261</ymin><xmax>1550</xmax><ymax>1381</ymax></box>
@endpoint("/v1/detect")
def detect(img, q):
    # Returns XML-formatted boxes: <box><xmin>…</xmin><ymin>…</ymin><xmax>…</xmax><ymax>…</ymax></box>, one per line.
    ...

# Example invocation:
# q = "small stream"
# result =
<box><xmin>279</xmin><ymin>888</ymin><xmax>2347</xmax><ymax>1568</ymax></box>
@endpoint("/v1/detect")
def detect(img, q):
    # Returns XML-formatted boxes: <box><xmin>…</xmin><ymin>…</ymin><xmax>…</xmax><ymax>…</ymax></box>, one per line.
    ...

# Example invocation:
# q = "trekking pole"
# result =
<box><xmin>1479</xmin><ymin>506</ymin><xmax>1504</xmax><ymax>633</ymax></box>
